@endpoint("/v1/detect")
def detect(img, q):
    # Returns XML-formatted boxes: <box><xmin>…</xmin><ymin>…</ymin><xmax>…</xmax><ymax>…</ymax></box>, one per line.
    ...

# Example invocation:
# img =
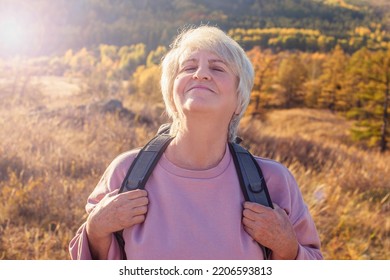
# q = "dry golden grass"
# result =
<box><xmin>241</xmin><ymin>109</ymin><xmax>390</xmax><ymax>259</ymax></box>
<box><xmin>0</xmin><ymin>77</ymin><xmax>389</xmax><ymax>259</ymax></box>
<box><xmin>0</xmin><ymin>77</ymin><xmax>161</xmax><ymax>259</ymax></box>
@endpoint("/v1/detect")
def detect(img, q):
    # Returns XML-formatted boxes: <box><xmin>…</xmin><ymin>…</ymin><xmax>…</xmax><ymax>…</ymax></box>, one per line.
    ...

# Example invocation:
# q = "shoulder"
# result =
<box><xmin>252</xmin><ymin>155</ymin><xmax>303</xmax><ymax>215</ymax></box>
<box><xmin>86</xmin><ymin>148</ymin><xmax>142</xmax><ymax>212</ymax></box>
<box><xmin>108</xmin><ymin>148</ymin><xmax>141</xmax><ymax>172</ymax></box>
<box><xmin>98</xmin><ymin>148</ymin><xmax>142</xmax><ymax>191</ymax></box>
<box><xmin>253</xmin><ymin>156</ymin><xmax>294</xmax><ymax>182</ymax></box>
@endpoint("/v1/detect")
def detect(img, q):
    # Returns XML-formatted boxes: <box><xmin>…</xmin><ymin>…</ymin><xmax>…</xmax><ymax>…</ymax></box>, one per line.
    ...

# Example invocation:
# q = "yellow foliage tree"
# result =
<box><xmin>318</xmin><ymin>45</ymin><xmax>350</xmax><ymax>112</ymax></box>
<box><xmin>131</xmin><ymin>64</ymin><xmax>162</xmax><ymax>103</ymax></box>
<box><xmin>246</xmin><ymin>47</ymin><xmax>278</xmax><ymax>113</ymax></box>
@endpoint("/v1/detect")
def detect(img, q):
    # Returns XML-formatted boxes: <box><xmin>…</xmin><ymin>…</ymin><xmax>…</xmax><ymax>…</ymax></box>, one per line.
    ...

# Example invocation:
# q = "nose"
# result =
<box><xmin>193</xmin><ymin>66</ymin><xmax>211</xmax><ymax>80</ymax></box>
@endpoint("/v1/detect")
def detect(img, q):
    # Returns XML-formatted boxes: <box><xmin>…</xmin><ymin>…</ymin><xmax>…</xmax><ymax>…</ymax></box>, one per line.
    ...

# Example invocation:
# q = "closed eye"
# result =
<box><xmin>181</xmin><ymin>66</ymin><xmax>197</xmax><ymax>73</ymax></box>
<box><xmin>185</xmin><ymin>67</ymin><xmax>197</xmax><ymax>71</ymax></box>
<box><xmin>211</xmin><ymin>67</ymin><xmax>225</xmax><ymax>72</ymax></box>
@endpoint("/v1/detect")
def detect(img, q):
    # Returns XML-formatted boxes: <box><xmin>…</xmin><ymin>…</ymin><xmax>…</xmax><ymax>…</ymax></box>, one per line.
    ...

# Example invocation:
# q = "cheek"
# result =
<box><xmin>222</xmin><ymin>81</ymin><xmax>239</xmax><ymax>107</ymax></box>
<box><xmin>173</xmin><ymin>76</ymin><xmax>185</xmax><ymax>96</ymax></box>
<box><xmin>225</xmin><ymin>83</ymin><xmax>237</xmax><ymax>97</ymax></box>
<box><xmin>172</xmin><ymin>82</ymin><xmax>180</xmax><ymax>104</ymax></box>
<box><xmin>172</xmin><ymin>78</ymin><xmax>185</xmax><ymax>108</ymax></box>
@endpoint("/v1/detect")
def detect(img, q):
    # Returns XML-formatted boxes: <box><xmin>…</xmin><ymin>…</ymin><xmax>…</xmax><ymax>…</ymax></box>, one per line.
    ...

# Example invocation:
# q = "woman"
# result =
<box><xmin>69</xmin><ymin>25</ymin><xmax>323</xmax><ymax>260</ymax></box>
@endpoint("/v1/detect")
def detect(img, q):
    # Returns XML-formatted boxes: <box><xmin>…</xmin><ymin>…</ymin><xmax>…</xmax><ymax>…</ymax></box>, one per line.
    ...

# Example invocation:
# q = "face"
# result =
<box><xmin>172</xmin><ymin>49</ymin><xmax>239</xmax><ymax>123</ymax></box>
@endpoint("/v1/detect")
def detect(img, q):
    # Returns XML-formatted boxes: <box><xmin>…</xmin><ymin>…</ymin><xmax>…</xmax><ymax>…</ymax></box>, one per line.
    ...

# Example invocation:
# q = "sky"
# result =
<box><xmin>0</xmin><ymin>0</ymin><xmax>60</xmax><ymax>58</ymax></box>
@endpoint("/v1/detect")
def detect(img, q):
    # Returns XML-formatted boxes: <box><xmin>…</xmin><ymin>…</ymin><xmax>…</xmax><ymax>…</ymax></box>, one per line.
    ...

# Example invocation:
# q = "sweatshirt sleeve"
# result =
<box><xmin>69</xmin><ymin>222</ymin><xmax>123</xmax><ymax>260</ymax></box>
<box><xmin>257</xmin><ymin>158</ymin><xmax>323</xmax><ymax>260</ymax></box>
<box><xmin>68</xmin><ymin>150</ymin><xmax>139</xmax><ymax>260</ymax></box>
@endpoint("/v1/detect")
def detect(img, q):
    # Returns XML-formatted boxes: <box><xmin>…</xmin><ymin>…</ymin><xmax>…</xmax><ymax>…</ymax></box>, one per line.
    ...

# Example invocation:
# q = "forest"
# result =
<box><xmin>1</xmin><ymin>0</ymin><xmax>390</xmax><ymax>56</ymax></box>
<box><xmin>0</xmin><ymin>0</ymin><xmax>389</xmax><ymax>260</ymax></box>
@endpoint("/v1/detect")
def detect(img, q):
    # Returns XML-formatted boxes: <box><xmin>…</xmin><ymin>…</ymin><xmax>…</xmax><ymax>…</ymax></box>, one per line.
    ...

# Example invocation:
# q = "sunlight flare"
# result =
<box><xmin>0</xmin><ymin>16</ymin><xmax>28</xmax><ymax>49</ymax></box>
<box><xmin>0</xmin><ymin>10</ymin><xmax>40</xmax><ymax>57</ymax></box>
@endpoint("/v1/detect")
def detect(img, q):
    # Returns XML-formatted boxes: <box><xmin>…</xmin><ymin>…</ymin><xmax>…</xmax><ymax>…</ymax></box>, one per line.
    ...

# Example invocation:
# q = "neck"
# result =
<box><xmin>165</xmin><ymin>118</ymin><xmax>229</xmax><ymax>170</ymax></box>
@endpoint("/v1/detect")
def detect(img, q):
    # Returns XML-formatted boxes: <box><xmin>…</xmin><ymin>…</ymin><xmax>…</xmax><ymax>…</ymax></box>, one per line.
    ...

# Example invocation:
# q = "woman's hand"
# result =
<box><xmin>86</xmin><ymin>189</ymin><xmax>149</xmax><ymax>259</ymax></box>
<box><xmin>242</xmin><ymin>202</ymin><xmax>299</xmax><ymax>260</ymax></box>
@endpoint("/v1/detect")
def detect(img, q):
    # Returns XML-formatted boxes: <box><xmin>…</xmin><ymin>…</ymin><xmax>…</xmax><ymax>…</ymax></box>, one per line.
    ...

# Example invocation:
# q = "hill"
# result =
<box><xmin>1</xmin><ymin>0</ymin><xmax>389</xmax><ymax>57</ymax></box>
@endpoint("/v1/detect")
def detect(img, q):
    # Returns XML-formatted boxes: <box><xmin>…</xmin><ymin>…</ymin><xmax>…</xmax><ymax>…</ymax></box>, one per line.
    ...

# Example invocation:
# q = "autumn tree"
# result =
<box><xmin>301</xmin><ymin>52</ymin><xmax>326</xmax><ymax>107</ymax></box>
<box><xmin>318</xmin><ymin>45</ymin><xmax>350</xmax><ymax>112</ymax></box>
<box><xmin>246</xmin><ymin>47</ymin><xmax>278</xmax><ymax>114</ymax></box>
<box><xmin>146</xmin><ymin>46</ymin><xmax>167</xmax><ymax>67</ymax></box>
<box><xmin>66</xmin><ymin>48</ymin><xmax>96</xmax><ymax>77</ymax></box>
<box><xmin>277</xmin><ymin>53</ymin><xmax>307</xmax><ymax>108</ymax></box>
<box><xmin>98</xmin><ymin>44</ymin><xmax>119</xmax><ymax>79</ymax></box>
<box><xmin>131</xmin><ymin>64</ymin><xmax>162</xmax><ymax>103</ymax></box>
<box><xmin>347</xmin><ymin>48</ymin><xmax>390</xmax><ymax>152</ymax></box>
<box><xmin>118</xmin><ymin>43</ymin><xmax>147</xmax><ymax>77</ymax></box>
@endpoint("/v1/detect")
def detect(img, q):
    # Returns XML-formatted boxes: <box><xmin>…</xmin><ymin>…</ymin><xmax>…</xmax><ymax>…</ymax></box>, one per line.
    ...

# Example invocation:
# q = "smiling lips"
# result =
<box><xmin>187</xmin><ymin>85</ymin><xmax>215</xmax><ymax>93</ymax></box>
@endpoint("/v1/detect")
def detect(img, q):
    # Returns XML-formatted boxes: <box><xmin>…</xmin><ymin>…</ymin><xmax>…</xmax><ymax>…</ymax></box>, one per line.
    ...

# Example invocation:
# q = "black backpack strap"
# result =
<box><xmin>119</xmin><ymin>133</ymin><xmax>174</xmax><ymax>193</ymax></box>
<box><xmin>228</xmin><ymin>142</ymin><xmax>273</xmax><ymax>208</ymax></box>
<box><xmin>115</xmin><ymin>128</ymin><xmax>173</xmax><ymax>259</ymax></box>
<box><xmin>229</xmin><ymin>142</ymin><xmax>273</xmax><ymax>259</ymax></box>
<box><xmin>115</xmin><ymin>126</ymin><xmax>273</xmax><ymax>259</ymax></box>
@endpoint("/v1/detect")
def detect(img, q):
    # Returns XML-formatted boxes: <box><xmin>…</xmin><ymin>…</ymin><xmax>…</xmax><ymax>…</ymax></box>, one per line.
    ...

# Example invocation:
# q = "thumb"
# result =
<box><xmin>106</xmin><ymin>188</ymin><xmax>120</xmax><ymax>197</ymax></box>
<box><xmin>272</xmin><ymin>202</ymin><xmax>289</xmax><ymax>215</ymax></box>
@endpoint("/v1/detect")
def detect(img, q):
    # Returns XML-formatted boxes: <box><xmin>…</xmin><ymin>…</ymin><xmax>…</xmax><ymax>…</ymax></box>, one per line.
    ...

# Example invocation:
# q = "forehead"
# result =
<box><xmin>178</xmin><ymin>49</ymin><xmax>226</xmax><ymax>64</ymax></box>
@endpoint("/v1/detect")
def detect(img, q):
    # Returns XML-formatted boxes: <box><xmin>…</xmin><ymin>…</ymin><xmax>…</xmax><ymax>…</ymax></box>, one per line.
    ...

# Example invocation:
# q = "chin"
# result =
<box><xmin>182</xmin><ymin>101</ymin><xmax>215</xmax><ymax>114</ymax></box>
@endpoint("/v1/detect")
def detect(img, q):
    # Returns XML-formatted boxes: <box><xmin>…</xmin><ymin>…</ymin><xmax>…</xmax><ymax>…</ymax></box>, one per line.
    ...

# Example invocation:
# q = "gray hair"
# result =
<box><xmin>160</xmin><ymin>25</ymin><xmax>254</xmax><ymax>142</ymax></box>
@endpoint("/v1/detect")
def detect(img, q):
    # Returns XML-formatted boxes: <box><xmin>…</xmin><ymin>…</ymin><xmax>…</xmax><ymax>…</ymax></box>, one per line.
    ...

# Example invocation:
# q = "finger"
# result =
<box><xmin>131</xmin><ymin>214</ymin><xmax>146</xmax><ymax>225</ymax></box>
<box><xmin>131</xmin><ymin>205</ymin><xmax>148</xmax><ymax>216</ymax></box>
<box><xmin>243</xmin><ymin>201</ymin><xmax>269</xmax><ymax>213</ymax></box>
<box><xmin>115</xmin><ymin>205</ymin><xmax>148</xmax><ymax>230</ymax></box>
<box><xmin>129</xmin><ymin>196</ymin><xmax>149</xmax><ymax>207</ymax></box>
<box><xmin>111</xmin><ymin>195</ymin><xmax>148</xmax><ymax>217</ymax></box>
<box><xmin>106</xmin><ymin>188</ymin><xmax>120</xmax><ymax>197</ymax></box>
<box><xmin>120</xmin><ymin>189</ymin><xmax>148</xmax><ymax>200</ymax></box>
<box><xmin>242</xmin><ymin>216</ymin><xmax>255</xmax><ymax>228</ymax></box>
<box><xmin>272</xmin><ymin>202</ymin><xmax>289</xmax><ymax>216</ymax></box>
<box><xmin>243</xmin><ymin>224</ymin><xmax>254</xmax><ymax>236</ymax></box>
<box><xmin>242</xmin><ymin>208</ymin><xmax>259</xmax><ymax>221</ymax></box>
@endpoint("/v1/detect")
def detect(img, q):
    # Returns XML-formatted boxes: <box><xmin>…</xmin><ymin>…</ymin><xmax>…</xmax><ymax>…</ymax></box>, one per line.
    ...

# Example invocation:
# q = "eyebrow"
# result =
<box><xmin>181</xmin><ymin>58</ymin><xmax>227</xmax><ymax>65</ymax></box>
<box><xmin>209</xmin><ymin>59</ymin><xmax>227</xmax><ymax>65</ymax></box>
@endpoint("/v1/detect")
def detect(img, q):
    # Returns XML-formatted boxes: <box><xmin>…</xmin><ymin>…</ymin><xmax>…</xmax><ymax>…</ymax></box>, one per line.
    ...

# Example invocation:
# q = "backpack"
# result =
<box><xmin>114</xmin><ymin>124</ymin><xmax>273</xmax><ymax>259</ymax></box>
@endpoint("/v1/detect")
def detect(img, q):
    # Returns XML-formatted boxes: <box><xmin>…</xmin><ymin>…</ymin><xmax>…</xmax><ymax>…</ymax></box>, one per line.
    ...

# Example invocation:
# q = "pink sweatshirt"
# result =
<box><xmin>69</xmin><ymin>146</ymin><xmax>322</xmax><ymax>260</ymax></box>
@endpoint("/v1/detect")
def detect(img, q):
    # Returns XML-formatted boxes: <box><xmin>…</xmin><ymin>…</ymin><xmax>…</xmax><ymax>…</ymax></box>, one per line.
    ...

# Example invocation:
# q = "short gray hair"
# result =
<box><xmin>160</xmin><ymin>25</ymin><xmax>254</xmax><ymax>142</ymax></box>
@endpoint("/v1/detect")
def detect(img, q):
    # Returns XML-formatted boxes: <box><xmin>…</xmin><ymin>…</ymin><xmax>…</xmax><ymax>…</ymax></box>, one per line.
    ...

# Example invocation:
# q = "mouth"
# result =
<box><xmin>188</xmin><ymin>85</ymin><xmax>214</xmax><ymax>93</ymax></box>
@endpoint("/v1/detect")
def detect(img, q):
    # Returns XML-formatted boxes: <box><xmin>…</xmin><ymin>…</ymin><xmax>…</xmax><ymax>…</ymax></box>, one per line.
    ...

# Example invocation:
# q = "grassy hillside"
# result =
<box><xmin>0</xmin><ymin>77</ymin><xmax>388</xmax><ymax>259</ymax></box>
<box><xmin>241</xmin><ymin>109</ymin><xmax>389</xmax><ymax>259</ymax></box>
